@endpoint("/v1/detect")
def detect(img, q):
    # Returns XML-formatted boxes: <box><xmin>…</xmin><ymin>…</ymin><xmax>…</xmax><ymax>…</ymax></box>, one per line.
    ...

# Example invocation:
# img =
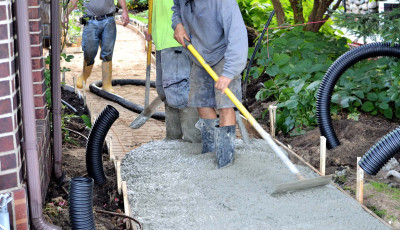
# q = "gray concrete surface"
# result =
<box><xmin>121</xmin><ymin>139</ymin><xmax>391</xmax><ymax>230</ymax></box>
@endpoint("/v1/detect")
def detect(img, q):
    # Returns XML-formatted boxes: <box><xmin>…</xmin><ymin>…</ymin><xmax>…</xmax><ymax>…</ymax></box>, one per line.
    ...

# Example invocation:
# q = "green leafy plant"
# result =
<box><xmin>368</xmin><ymin>181</ymin><xmax>400</xmax><ymax>200</ymax></box>
<box><xmin>333</xmin><ymin>8</ymin><xmax>400</xmax><ymax>44</ymax></box>
<box><xmin>81</xmin><ymin>114</ymin><xmax>92</xmax><ymax>129</ymax></box>
<box><xmin>368</xmin><ymin>205</ymin><xmax>387</xmax><ymax>218</ymax></box>
<box><xmin>252</xmin><ymin>26</ymin><xmax>349</xmax><ymax>135</ymax></box>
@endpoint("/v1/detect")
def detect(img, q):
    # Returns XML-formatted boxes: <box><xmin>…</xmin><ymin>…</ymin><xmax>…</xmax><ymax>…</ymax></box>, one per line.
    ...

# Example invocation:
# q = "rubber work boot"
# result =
<box><xmin>180</xmin><ymin>107</ymin><xmax>201</xmax><ymax>143</ymax></box>
<box><xmin>165</xmin><ymin>105</ymin><xmax>183</xmax><ymax>140</ymax></box>
<box><xmin>215</xmin><ymin>125</ymin><xmax>236</xmax><ymax>168</ymax></box>
<box><xmin>102</xmin><ymin>61</ymin><xmax>114</xmax><ymax>93</ymax></box>
<box><xmin>76</xmin><ymin>60</ymin><xmax>93</xmax><ymax>89</ymax></box>
<box><xmin>196</xmin><ymin>118</ymin><xmax>219</xmax><ymax>153</ymax></box>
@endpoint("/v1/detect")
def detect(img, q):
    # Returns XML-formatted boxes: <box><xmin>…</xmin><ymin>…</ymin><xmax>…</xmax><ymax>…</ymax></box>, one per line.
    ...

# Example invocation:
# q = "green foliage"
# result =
<box><xmin>125</xmin><ymin>0</ymin><xmax>148</xmax><ymax>11</ymax></box>
<box><xmin>81</xmin><ymin>115</ymin><xmax>92</xmax><ymax>129</ymax></box>
<box><xmin>335</xmin><ymin>57</ymin><xmax>400</xmax><ymax>120</ymax></box>
<box><xmin>368</xmin><ymin>206</ymin><xmax>387</xmax><ymax>218</ymax></box>
<box><xmin>333</xmin><ymin>8</ymin><xmax>400</xmax><ymax>43</ymax></box>
<box><xmin>237</xmin><ymin>0</ymin><xmax>273</xmax><ymax>31</ymax></box>
<box><xmin>252</xmin><ymin>27</ymin><xmax>349</xmax><ymax>135</ymax></box>
<box><xmin>129</xmin><ymin>10</ymin><xmax>148</xmax><ymax>23</ymax></box>
<box><xmin>237</xmin><ymin>0</ymin><xmax>320</xmax><ymax>32</ymax></box>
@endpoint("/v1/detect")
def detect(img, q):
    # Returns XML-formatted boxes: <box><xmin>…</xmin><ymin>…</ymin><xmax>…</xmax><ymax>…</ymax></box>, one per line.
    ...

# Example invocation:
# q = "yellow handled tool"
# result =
<box><xmin>144</xmin><ymin>0</ymin><xmax>153</xmax><ymax>107</ymax></box>
<box><xmin>184</xmin><ymin>40</ymin><xmax>331</xmax><ymax>194</ymax></box>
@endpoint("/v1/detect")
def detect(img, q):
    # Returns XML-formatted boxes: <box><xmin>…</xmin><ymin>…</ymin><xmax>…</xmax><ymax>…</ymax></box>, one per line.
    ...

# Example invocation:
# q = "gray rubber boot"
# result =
<box><xmin>215</xmin><ymin>125</ymin><xmax>236</xmax><ymax>168</ymax></box>
<box><xmin>180</xmin><ymin>107</ymin><xmax>201</xmax><ymax>143</ymax></box>
<box><xmin>165</xmin><ymin>105</ymin><xmax>183</xmax><ymax>140</ymax></box>
<box><xmin>196</xmin><ymin>118</ymin><xmax>219</xmax><ymax>153</ymax></box>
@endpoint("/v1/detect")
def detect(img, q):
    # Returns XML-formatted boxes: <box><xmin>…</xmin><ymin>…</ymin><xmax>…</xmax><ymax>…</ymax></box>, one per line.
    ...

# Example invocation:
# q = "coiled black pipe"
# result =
<box><xmin>69</xmin><ymin>177</ymin><xmax>95</xmax><ymax>230</ymax></box>
<box><xmin>316</xmin><ymin>42</ymin><xmax>400</xmax><ymax>149</ymax></box>
<box><xmin>359</xmin><ymin>126</ymin><xmax>400</xmax><ymax>175</ymax></box>
<box><xmin>86</xmin><ymin>105</ymin><xmax>119</xmax><ymax>185</ymax></box>
<box><xmin>243</xmin><ymin>11</ymin><xmax>275</xmax><ymax>106</ymax></box>
<box><xmin>89</xmin><ymin>79</ymin><xmax>165</xmax><ymax>120</ymax></box>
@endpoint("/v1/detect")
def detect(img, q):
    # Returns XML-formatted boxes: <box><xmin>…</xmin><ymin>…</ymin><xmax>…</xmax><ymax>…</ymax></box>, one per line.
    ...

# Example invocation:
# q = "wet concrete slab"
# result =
<box><xmin>121</xmin><ymin>139</ymin><xmax>390</xmax><ymax>229</ymax></box>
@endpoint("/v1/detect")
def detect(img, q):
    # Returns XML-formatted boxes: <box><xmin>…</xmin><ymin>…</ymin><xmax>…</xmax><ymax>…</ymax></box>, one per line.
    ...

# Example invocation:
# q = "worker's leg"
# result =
<box><xmin>179</xmin><ymin>107</ymin><xmax>201</xmax><ymax>143</ymax></box>
<box><xmin>79</xmin><ymin>19</ymin><xmax>100</xmax><ymax>89</ymax></box>
<box><xmin>99</xmin><ymin>16</ymin><xmax>117</xmax><ymax>92</ymax></box>
<box><xmin>214</xmin><ymin>58</ymin><xmax>242</xmax><ymax>168</ymax></box>
<box><xmin>165</xmin><ymin>105</ymin><xmax>183</xmax><ymax>140</ymax></box>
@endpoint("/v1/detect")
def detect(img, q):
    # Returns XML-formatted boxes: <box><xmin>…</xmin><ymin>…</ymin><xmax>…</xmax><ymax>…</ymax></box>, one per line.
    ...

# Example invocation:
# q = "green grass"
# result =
<box><xmin>368</xmin><ymin>181</ymin><xmax>400</xmax><ymax>200</ymax></box>
<box><xmin>129</xmin><ymin>10</ymin><xmax>148</xmax><ymax>24</ymax></box>
<box><xmin>368</xmin><ymin>206</ymin><xmax>387</xmax><ymax>218</ymax></box>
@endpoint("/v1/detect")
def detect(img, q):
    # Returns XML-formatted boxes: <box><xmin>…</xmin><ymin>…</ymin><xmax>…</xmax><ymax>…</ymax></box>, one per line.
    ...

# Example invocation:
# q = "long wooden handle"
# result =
<box><xmin>184</xmin><ymin>40</ymin><xmax>301</xmax><ymax>176</ymax></box>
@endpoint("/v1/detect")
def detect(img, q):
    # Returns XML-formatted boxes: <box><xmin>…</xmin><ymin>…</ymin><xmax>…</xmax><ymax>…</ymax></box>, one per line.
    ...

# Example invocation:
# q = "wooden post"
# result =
<box><xmin>116</xmin><ymin>159</ymin><xmax>122</xmax><ymax>195</ymax></box>
<box><xmin>73</xmin><ymin>77</ymin><xmax>76</xmax><ymax>94</ymax></box>
<box><xmin>122</xmin><ymin>181</ymin><xmax>135</xmax><ymax>229</ymax></box>
<box><xmin>320</xmin><ymin>136</ymin><xmax>326</xmax><ymax>176</ymax></box>
<box><xmin>109</xmin><ymin>135</ymin><xmax>114</xmax><ymax>161</ymax></box>
<box><xmin>356</xmin><ymin>157</ymin><xmax>364</xmax><ymax>204</ymax></box>
<box><xmin>269</xmin><ymin>105</ymin><xmax>277</xmax><ymax>138</ymax></box>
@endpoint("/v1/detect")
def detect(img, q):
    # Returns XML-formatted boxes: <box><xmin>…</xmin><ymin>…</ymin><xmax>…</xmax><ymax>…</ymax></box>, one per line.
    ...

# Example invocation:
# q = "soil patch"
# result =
<box><xmin>44</xmin><ymin>88</ymin><xmax>126</xmax><ymax>230</ymax></box>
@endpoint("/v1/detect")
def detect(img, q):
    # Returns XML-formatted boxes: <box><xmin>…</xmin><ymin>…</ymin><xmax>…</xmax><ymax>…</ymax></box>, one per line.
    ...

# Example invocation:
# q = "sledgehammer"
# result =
<box><xmin>184</xmin><ymin>40</ymin><xmax>331</xmax><ymax>195</ymax></box>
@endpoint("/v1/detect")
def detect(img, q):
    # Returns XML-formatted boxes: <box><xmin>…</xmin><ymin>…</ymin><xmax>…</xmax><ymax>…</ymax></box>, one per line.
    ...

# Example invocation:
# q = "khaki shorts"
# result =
<box><xmin>188</xmin><ymin>58</ymin><xmax>242</xmax><ymax>109</ymax></box>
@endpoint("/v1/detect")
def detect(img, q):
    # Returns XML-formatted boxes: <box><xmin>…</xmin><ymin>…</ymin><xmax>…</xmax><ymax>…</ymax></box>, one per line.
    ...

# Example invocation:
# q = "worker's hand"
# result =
<box><xmin>144</xmin><ymin>29</ymin><xmax>152</xmax><ymax>41</ymax></box>
<box><xmin>174</xmin><ymin>23</ymin><xmax>190</xmax><ymax>48</ymax></box>
<box><xmin>215</xmin><ymin>76</ymin><xmax>232</xmax><ymax>94</ymax></box>
<box><xmin>121</xmin><ymin>10</ymin><xmax>129</xmax><ymax>26</ymax></box>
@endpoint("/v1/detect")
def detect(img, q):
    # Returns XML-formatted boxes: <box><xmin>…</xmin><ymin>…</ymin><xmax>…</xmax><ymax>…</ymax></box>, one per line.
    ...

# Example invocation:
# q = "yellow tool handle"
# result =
<box><xmin>146</xmin><ymin>0</ymin><xmax>153</xmax><ymax>64</ymax></box>
<box><xmin>184</xmin><ymin>40</ymin><xmax>301</xmax><ymax>176</ymax></box>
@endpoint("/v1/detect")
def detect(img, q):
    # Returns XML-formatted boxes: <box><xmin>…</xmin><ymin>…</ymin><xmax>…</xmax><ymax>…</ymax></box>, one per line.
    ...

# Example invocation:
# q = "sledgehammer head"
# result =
<box><xmin>271</xmin><ymin>175</ymin><xmax>332</xmax><ymax>195</ymax></box>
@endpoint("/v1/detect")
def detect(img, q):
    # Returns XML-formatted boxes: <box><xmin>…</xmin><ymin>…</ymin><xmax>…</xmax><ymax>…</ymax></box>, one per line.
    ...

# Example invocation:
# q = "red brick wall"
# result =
<box><xmin>0</xmin><ymin>0</ymin><xmax>52</xmax><ymax>229</ymax></box>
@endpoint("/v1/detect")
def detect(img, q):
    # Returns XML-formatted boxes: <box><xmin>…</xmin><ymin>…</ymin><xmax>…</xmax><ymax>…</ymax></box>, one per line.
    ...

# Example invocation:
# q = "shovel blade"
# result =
<box><xmin>129</xmin><ymin>96</ymin><xmax>163</xmax><ymax>129</ymax></box>
<box><xmin>271</xmin><ymin>175</ymin><xmax>331</xmax><ymax>195</ymax></box>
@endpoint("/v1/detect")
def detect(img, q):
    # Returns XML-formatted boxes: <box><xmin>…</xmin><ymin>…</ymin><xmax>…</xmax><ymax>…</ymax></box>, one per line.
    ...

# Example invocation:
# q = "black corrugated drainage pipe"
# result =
<box><xmin>86</xmin><ymin>105</ymin><xmax>119</xmax><ymax>184</ymax></box>
<box><xmin>68</xmin><ymin>177</ymin><xmax>95</xmax><ymax>230</ymax></box>
<box><xmin>359</xmin><ymin>126</ymin><xmax>400</xmax><ymax>175</ymax></box>
<box><xmin>316</xmin><ymin>42</ymin><xmax>400</xmax><ymax>149</ymax></box>
<box><xmin>15</xmin><ymin>0</ymin><xmax>61</xmax><ymax>229</ymax></box>
<box><xmin>89</xmin><ymin>79</ymin><xmax>165</xmax><ymax>120</ymax></box>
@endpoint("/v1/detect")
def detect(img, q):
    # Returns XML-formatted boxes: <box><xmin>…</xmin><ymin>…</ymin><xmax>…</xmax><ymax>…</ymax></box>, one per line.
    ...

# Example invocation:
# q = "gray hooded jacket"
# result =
<box><xmin>172</xmin><ymin>0</ymin><xmax>248</xmax><ymax>79</ymax></box>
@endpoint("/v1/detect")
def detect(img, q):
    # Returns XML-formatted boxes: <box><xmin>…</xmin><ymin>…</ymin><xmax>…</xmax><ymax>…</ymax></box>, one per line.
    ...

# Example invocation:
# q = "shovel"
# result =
<box><xmin>129</xmin><ymin>95</ymin><xmax>163</xmax><ymax>129</ymax></box>
<box><xmin>144</xmin><ymin>0</ymin><xmax>154</xmax><ymax>108</ymax></box>
<box><xmin>184</xmin><ymin>40</ymin><xmax>331</xmax><ymax>195</ymax></box>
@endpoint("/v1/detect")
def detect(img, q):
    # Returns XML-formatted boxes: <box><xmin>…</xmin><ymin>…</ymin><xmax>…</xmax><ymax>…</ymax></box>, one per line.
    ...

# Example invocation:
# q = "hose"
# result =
<box><xmin>316</xmin><ymin>42</ymin><xmax>400</xmax><ymax>149</ymax></box>
<box><xmin>243</xmin><ymin>10</ymin><xmax>275</xmax><ymax>106</ymax></box>
<box><xmin>359</xmin><ymin>126</ymin><xmax>400</xmax><ymax>175</ymax></box>
<box><xmin>86</xmin><ymin>105</ymin><xmax>119</xmax><ymax>185</ymax></box>
<box><xmin>68</xmin><ymin>177</ymin><xmax>95</xmax><ymax>230</ymax></box>
<box><xmin>89</xmin><ymin>79</ymin><xmax>165</xmax><ymax>120</ymax></box>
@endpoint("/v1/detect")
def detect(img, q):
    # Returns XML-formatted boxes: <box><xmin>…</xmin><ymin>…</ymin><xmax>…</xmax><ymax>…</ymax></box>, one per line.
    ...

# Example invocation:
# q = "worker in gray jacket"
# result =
<box><xmin>172</xmin><ymin>0</ymin><xmax>248</xmax><ymax>168</ymax></box>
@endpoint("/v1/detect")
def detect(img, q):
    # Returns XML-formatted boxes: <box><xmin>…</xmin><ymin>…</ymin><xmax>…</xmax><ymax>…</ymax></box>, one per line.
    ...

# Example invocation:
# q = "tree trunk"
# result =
<box><xmin>305</xmin><ymin>0</ymin><xmax>335</xmax><ymax>32</ymax></box>
<box><xmin>271</xmin><ymin>0</ymin><xmax>285</xmax><ymax>25</ymax></box>
<box><xmin>289</xmin><ymin>0</ymin><xmax>305</xmax><ymax>23</ymax></box>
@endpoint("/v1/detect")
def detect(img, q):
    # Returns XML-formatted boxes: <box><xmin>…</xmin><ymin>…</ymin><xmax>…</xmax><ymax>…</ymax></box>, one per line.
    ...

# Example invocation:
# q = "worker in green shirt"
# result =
<box><xmin>144</xmin><ymin>0</ymin><xmax>200</xmax><ymax>142</ymax></box>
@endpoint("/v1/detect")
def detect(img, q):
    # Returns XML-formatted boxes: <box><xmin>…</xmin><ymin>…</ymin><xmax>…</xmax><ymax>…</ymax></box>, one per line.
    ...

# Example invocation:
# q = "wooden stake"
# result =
<box><xmin>109</xmin><ymin>135</ymin><xmax>114</xmax><ymax>161</ymax></box>
<box><xmin>269</xmin><ymin>105</ymin><xmax>277</xmax><ymax>138</ymax></box>
<box><xmin>356</xmin><ymin>157</ymin><xmax>364</xmax><ymax>204</ymax></box>
<box><xmin>116</xmin><ymin>159</ymin><xmax>122</xmax><ymax>195</ymax></box>
<box><xmin>122</xmin><ymin>181</ymin><xmax>135</xmax><ymax>230</ymax></box>
<box><xmin>320</xmin><ymin>136</ymin><xmax>326</xmax><ymax>176</ymax></box>
<box><xmin>73</xmin><ymin>77</ymin><xmax>76</xmax><ymax>94</ymax></box>
<box><xmin>82</xmin><ymin>80</ymin><xmax>86</xmax><ymax>107</ymax></box>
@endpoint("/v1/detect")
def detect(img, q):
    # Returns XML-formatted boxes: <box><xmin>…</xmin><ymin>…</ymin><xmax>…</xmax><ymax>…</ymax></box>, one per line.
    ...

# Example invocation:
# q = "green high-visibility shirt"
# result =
<box><xmin>152</xmin><ymin>0</ymin><xmax>181</xmax><ymax>51</ymax></box>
